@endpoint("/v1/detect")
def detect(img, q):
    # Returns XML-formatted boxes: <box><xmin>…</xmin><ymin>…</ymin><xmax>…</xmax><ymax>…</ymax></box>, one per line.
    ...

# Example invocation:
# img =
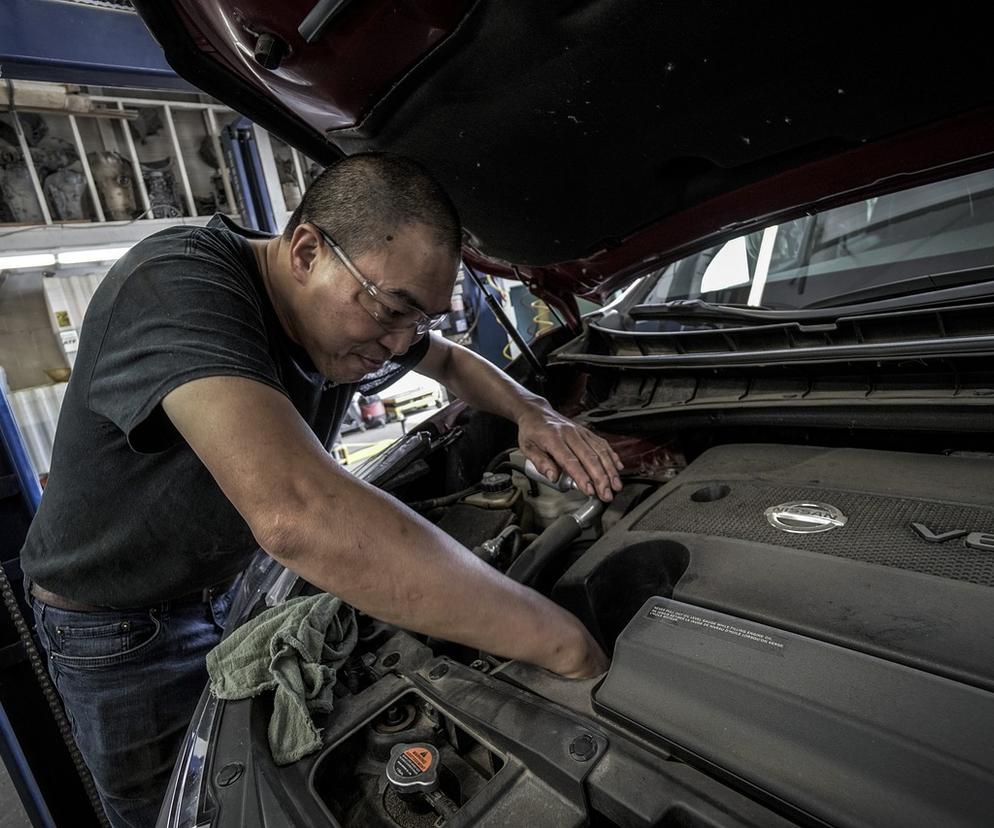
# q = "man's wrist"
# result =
<box><xmin>513</xmin><ymin>396</ymin><xmax>554</xmax><ymax>427</ymax></box>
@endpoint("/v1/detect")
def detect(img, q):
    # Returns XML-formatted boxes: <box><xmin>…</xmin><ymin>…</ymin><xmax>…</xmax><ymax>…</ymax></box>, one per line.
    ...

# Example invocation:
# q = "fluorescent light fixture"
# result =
<box><xmin>56</xmin><ymin>246</ymin><xmax>132</xmax><ymax>265</ymax></box>
<box><xmin>0</xmin><ymin>253</ymin><xmax>57</xmax><ymax>270</ymax></box>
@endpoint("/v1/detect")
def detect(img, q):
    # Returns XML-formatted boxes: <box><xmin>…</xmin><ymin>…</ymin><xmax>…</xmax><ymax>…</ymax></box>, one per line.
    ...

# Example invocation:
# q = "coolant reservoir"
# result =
<box><xmin>509</xmin><ymin>450</ymin><xmax>589</xmax><ymax>529</ymax></box>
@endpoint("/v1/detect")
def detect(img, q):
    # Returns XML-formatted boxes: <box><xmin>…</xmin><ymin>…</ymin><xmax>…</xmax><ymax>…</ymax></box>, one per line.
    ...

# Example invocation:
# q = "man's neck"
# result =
<box><xmin>249</xmin><ymin>238</ymin><xmax>301</xmax><ymax>345</ymax></box>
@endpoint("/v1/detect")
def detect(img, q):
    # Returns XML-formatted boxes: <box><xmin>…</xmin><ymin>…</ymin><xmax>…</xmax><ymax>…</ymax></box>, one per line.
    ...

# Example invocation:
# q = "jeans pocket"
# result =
<box><xmin>209</xmin><ymin>581</ymin><xmax>239</xmax><ymax>632</ymax></box>
<box><xmin>45</xmin><ymin>607</ymin><xmax>162</xmax><ymax>669</ymax></box>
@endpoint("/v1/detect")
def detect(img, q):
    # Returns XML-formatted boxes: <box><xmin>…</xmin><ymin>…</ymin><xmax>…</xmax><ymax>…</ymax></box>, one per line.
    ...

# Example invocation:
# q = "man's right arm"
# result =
<box><xmin>162</xmin><ymin>375</ymin><xmax>608</xmax><ymax>678</ymax></box>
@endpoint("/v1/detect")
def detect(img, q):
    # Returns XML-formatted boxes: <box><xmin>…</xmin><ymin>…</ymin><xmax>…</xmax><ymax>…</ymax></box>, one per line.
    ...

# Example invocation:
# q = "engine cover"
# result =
<box><xmin>631</xmin><ymin>445</ymin><xmax>994</xmax><ymax>585</ymax></box>
<box><xmin>555</xmin><ymin>443</ymin><xmax>994</xmax><ymax>687</ymax></box>
<box><xmin>595</xmin><ymin>596</ymin><xmax>994</xmax><ymax>828</ymax></box>
<box><xmin>552</xmin><ymin>444</ymin><xmax>994</xmax><ymax>826</ymax></box>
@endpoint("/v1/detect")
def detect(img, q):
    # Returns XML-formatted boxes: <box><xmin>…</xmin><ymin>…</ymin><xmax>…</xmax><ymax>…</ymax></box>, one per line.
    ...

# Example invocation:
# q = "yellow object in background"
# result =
<box><xmin>331</xmin><ymin>439</ymin><xmax>395</xmax><ymax>466</ymax></box>
<box><xmin>381</xmin><ymin>387</ymin><xmax>443</xmax><ymax>421</ymax></box>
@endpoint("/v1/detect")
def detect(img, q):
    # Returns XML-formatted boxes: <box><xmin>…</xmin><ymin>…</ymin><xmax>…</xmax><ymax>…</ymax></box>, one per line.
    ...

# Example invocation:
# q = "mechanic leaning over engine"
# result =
<box><xmin>19</xmin><ymin>152</ymin><xmax>618</xmax><ymax>828</ymax></box>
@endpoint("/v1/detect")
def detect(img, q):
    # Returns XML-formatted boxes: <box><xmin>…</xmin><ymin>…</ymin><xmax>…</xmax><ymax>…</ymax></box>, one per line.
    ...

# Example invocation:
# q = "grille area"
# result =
<box><xmin>634</xmin><ymin>482</ymin><xmax>994</xmax><ymax>586</ymax></box>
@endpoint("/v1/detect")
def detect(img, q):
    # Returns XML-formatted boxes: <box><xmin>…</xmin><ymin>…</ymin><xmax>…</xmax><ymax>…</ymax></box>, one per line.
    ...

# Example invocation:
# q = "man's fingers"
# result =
<box><xmin>566</xmin><ymin>430</ymin><xmax>619</xmax><ymax>500</ymax></box>
<box><xmin>526</xmin><ymin>438</ymin><xmax>599</xmax><ymax>497</ymax></box>
<box><xmin>519</xmin><ymin>415</ymin><xmax>625</xmax><ymax>502</ymax></box>
<box><xmin>580</xmin><ymin>431</ymin><xmax>623</xmax><ymax>492</ymax></box>
<box><xmin>610</xmin><ymin>446</ymin><xmax>624</xmax><ymax>470</ymax></box>
<box><xmin>584</xmin><ymin>437</ymin><xmax>621</xmax><ymax>475</ymax></box>
<box><xmin>549</xmin><ymin>431</ymin><xmax>608</xmax><ymax>500</ymax></box>
<box><xmin>523</xmin><ymin>444</ymin><xmax>561</xmax><ymax>483</ymax></box>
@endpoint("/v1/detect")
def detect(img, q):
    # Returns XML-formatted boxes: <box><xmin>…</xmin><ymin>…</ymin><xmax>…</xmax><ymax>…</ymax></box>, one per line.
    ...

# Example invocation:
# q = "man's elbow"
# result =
<box><xmin>247</xmin><ymin>497</ymin><xmax>370</xmax><ymax>601</ymax></box>
<box><xmin>250</xmin><ymin>507</ymin><xmax>305</xmax><ymax>564</ymax></box>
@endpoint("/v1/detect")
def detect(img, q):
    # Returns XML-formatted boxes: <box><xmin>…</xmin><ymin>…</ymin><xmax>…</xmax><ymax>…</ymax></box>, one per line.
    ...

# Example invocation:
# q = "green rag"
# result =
<box><xmin>206</xmin><ymin>593</ymin><xmax>357</xmax><ymax>765</ymax></box>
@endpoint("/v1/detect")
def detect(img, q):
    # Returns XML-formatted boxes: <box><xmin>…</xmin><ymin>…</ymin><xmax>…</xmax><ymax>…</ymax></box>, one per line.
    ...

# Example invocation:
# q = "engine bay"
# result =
<box><xmin>200</xmin><ymin>428</ymin><xmax>994</xmax><ymax>827</ymax></box>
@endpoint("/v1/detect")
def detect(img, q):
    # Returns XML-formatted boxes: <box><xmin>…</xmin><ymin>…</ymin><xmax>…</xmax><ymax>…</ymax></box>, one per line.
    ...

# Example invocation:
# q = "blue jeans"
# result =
<box><xmin>31</xmin><ymin>586</ymin><xmax>235</xmax><ymax>828</ymax></box>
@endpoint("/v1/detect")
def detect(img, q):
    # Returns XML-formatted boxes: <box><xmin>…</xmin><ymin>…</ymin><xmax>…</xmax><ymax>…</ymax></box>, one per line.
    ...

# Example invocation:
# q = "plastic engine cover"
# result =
<box><xmin>595</xmin><ymin>597</ymin><xmax>994</xmax><ymax>828</ymax></box>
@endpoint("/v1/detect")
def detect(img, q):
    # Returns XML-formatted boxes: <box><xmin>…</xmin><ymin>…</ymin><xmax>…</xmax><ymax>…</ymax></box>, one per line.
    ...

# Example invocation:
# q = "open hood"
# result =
<box><xmin>134</xmin><ymin>2</ymin><xmax>994</xmax><ymax>318</ymax></box>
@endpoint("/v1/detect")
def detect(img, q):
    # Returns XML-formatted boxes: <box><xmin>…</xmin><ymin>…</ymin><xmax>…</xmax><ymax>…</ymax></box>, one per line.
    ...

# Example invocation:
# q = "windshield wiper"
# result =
<box><xmin>629</xmin><ymin>299</ymin><xmax>804</xmax><ymax>325</ymax></box>
<box><xmin>803</xmin><ymin>265</ymin><xmax>994</xmax><ymax>309</ymax></box>
<box><xmin>629</xmin><ymin>268</ymin><xmax>994</xmax><ymax>325</ymax></box>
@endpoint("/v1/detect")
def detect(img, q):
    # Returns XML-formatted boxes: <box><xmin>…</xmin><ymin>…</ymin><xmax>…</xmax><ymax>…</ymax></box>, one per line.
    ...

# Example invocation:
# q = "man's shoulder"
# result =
<box><xmin>135</xmin><ymin>214</ymin><xmax>255</xmax><ymax>267</ymax></box>
<box><xmin>93</xmin><ymin>217</ymin><xmax>261</xmax><ymax>313</ymax></box>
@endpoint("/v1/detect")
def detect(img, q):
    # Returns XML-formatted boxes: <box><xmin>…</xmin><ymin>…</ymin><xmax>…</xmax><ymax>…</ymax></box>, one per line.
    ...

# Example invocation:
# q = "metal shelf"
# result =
<box><xmin>1</xmin><ymin>86</ymin><xmax>240</xmax><ymax>236</ymax></box>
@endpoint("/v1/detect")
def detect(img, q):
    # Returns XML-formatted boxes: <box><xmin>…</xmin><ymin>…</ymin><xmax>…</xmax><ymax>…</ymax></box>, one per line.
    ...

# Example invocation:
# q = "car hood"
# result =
<box><xmin>134</xmin><ymin>1</ymin><xmax>994</xmax><ymax>320</ymax></box>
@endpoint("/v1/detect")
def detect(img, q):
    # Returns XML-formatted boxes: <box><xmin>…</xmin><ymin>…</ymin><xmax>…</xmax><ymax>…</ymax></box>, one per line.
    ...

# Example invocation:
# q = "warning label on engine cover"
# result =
<box><xmin>647</xmin><ymin>604</ymin><xmax>787</xmax><ymax>656</ymax></box>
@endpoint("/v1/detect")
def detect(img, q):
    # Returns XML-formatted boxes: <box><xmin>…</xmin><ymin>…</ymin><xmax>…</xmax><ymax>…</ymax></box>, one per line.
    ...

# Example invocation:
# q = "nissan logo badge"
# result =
<box><xmin>765</xmin><ymin>502</ymin><xmax>847</xmax><ymax>533</ymax></box>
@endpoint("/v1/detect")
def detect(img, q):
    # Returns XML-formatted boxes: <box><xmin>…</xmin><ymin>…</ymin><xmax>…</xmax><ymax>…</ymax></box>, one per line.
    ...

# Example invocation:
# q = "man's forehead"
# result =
<box><xmin>357</xmin><ymin>222</ymin><xmax>458</xmax><ymax>313</ymax></box>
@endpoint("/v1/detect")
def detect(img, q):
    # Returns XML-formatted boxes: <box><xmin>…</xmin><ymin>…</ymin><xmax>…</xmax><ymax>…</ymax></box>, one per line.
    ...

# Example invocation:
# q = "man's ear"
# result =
<box><xmin>289</xmin><ymin>224</ymin><xmax>322</xmax><ymax>286</ymax></box>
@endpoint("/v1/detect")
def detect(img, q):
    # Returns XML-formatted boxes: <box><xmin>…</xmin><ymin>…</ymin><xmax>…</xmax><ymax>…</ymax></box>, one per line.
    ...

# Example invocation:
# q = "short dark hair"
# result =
<box><xmin>282</xmin><ymin>152</ymin><xmax>461</xmax><ymax>258</ymax></box>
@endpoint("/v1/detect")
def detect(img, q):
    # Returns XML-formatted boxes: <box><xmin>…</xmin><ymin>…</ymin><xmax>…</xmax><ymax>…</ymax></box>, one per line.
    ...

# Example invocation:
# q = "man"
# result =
<box><xmin>21</xmin><ymin>153</ymin><xmax>618</xmax><ymax>827</ymax></box>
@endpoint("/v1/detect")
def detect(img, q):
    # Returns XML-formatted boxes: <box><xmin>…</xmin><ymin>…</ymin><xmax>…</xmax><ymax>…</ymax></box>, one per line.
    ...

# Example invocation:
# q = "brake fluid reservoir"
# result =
<box><xmin>462</xmin><ymin>472</ymin><xmax>522</xmax><ymax>510</ymax></box>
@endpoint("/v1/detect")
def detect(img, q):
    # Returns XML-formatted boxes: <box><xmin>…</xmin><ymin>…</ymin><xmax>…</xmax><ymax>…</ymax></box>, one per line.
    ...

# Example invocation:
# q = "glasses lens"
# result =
<box><xmin>361</xmin><ymin>290</ymin><xmax>446</xmax><ymax>335</ymax></box>
<box><xmin>324</xmin><ymin>233</ymin><xmax>446</xmax><ymax>336</ymax></box>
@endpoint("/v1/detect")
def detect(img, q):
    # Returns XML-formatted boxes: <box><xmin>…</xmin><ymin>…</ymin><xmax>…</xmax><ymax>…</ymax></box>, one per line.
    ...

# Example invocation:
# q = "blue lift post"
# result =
<box><xmin>220</xmin><ymin>121</ymin><xmax>262</xmax><ymax>231</ymax></box>
<box><xmin>0</xmin><ymin>377</ymin><xmax>42</xmax><ymax>515</ymax></box>
<box><xmin>222</xmin><ymin>117</ymin><xmax>279</xmax><ymax>234</ymax></box>
<box><xmin>0</xmin><ymin>705</ymin><xmax>54</xmax><ymax>828</ymax></box>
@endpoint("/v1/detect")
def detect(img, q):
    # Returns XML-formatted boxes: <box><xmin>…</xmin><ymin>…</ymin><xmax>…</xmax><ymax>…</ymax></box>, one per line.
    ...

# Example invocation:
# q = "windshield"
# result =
<box><xmin>638</xmin><ymin>168</ymin><xmax>994</xmax><ymax>310</ymax></box>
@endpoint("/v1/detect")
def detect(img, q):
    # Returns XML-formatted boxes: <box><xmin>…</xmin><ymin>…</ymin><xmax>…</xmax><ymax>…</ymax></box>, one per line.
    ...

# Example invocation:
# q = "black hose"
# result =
<box><xmin>484</xmin><ymin>447</ymin><xmax>515</xmax><ymax>474</ymax></box>
<box><xmin>0</xmin><ymin>564</ymin><xmax>110</xmax><ymax>827</ymax></box>
<box><xmin>509</xmin><ymin>528</ymin><xmax>523</xmax><ymax>561</ymax></box>
<box><xmin>504</xmin><ymin>514</ymin><xmax>584</xmax><ymax>586</ymax></box>
<box><xmin>405</xmin><ymin>485</ymin><xmax>481</xmax><ymax>512</ymax></box>
<box><xmin>487</xmin><ymin>461</ymin><xmax>539</xmax><ymax>496</ymax></box>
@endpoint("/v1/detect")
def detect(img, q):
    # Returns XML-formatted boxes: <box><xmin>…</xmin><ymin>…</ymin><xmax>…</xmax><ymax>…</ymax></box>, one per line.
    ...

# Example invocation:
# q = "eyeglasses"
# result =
<box><xmin>312</xmin><ymin>225</ymin><xmax>447</xmax><ymax>337</ymax></box>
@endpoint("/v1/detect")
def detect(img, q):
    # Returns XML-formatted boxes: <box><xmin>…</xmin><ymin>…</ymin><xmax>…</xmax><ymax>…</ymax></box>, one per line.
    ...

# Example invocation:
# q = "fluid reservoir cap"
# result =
<box><xmin>480</xmin><ymin>472</ymin><xmax>512</xmax><ymax>493</ymax></box>
<box><xmin>385</xmin><ymin>742</ymin><xmax>440</xmax><ymax>793</ymax></box>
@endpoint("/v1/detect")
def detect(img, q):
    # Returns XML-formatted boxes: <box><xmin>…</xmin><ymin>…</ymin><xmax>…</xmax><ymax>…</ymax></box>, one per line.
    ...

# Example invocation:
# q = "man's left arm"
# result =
<box><xmin>416</xmin><ymin>335</ymin><xmax>623</xmax><ymax>501</ymax></box>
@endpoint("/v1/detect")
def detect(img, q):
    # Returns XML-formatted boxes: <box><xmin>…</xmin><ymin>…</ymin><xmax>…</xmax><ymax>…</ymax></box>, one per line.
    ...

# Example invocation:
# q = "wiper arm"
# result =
<box><xmin>628</xmin><ymin>299</ymin><xmax>789</xmax><ymax>325</ymax></box>
<box><xmin>628</xmin><ymin>269</ymin><xmax>994</xmax><ymax>325</ymax></box>
<box><xmin>803</xmin><ymin>265</ymin><xmax>994</xmax><ymax>309</ymax></box>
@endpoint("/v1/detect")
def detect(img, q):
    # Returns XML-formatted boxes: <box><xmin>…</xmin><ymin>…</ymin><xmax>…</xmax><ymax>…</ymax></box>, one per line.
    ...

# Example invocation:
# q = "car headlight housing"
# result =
<box><xmin>156</xmin><ymin>691</ymin><xmax>220</xmax><ymax>828</ymax></box>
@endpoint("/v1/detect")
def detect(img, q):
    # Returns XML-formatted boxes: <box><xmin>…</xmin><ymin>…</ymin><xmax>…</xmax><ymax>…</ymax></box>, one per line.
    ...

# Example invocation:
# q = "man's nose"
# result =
<box><xmin>377</xmin><ymin>326</ymin><xmax>420</xmax><ymax>356</ymax></box>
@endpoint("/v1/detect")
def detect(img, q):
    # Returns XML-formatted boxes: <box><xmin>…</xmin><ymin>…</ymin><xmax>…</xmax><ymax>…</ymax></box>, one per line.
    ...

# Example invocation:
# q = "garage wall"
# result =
<box><xmin>6</xmin><ymin>380</ymin><xmax>66</xmax><ymax>476</ymax></box>
<box><xmin>0</xmin><ymin>272</ymin><xmax>65</xmax><ymax>391</ymax></box>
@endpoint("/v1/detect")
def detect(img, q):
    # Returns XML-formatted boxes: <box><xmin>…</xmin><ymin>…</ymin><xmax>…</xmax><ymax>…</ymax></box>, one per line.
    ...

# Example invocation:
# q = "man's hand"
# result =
<box><xmin>417</xmin><ymin>338</ymin><xmax>624</xmax><ymax>500</ymax></box>
<box><xmin>517</xmin><ymin>405</ymin><xmax>623</xmax><ymax>501</ymax></box>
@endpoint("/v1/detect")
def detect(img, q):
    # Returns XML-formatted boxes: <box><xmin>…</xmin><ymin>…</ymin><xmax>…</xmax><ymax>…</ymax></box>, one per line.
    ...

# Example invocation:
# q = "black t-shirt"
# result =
<box><xmin>21</xmin><ymin>214</ymin><xmax>428</xmax><ymax>607</ymax></box>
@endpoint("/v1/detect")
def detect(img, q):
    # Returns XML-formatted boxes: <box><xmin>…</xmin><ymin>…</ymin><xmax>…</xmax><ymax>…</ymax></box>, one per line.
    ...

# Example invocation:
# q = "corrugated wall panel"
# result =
<box><xmin>41</xmin><ymin>272</ymin><xmax>106</xmax><ymax>365</ymax></box>
<box><xmin>8</xmin><ymin>382</ymin><xmax>67</xmax><ymax>476</ymax></box>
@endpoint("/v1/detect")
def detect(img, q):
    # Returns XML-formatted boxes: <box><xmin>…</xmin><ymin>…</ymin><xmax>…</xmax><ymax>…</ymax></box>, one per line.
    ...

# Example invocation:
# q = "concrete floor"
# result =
<box><xmin>0</xmin><ymin>762</ymin><xmax>32</xmax><ymax>828</ymax></box>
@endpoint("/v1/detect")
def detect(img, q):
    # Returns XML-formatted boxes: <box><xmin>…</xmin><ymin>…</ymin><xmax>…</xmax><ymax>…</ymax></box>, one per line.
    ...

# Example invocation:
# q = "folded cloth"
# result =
<box><xmin>207</xmin><ymin>593</ymin><xmax>357</xmax><ymax>765</ymax></box>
